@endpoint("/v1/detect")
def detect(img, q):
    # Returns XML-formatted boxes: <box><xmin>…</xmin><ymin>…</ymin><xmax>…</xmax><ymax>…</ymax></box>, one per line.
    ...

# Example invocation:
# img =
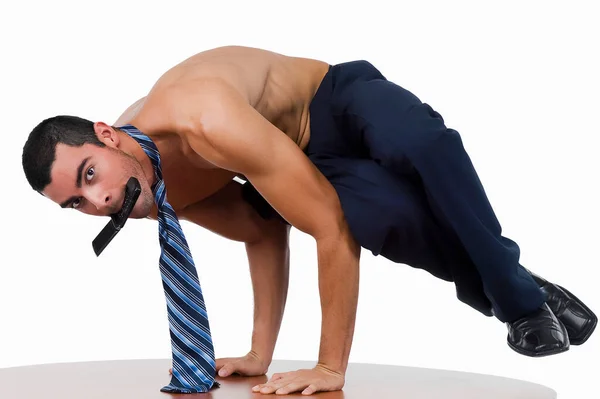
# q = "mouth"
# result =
<box><xmin>106</xmin><ymin>193</ymin><xmax>125</xmax><ymax>217</ymax></box>
<box><xmin>115</xmin><ymin>177</ymin><xmax>142</xmax><ymax>223</ymax></box>
<box><xmin>92</xmin><ymin>177</ymin><xmax>142</xmax><ymax>256</ymax></box>
<box><xmin>115</xmin><ymin>191</ymin><xmax>127</xmax><ymax>215</ymax></box>
<box><xmin>108</xmin><ymin>178</ymin><xmax>140</xmax><ymax>218</ymax></box>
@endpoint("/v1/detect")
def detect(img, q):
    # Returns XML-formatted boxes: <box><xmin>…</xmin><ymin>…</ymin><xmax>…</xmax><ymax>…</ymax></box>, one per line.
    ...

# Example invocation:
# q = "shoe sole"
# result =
<box><xmin>507</xmin><ymin>338</ymin><xmax>570</xmax><ymax>357</ymax></box>
<box><xmin>556</xmin><ymin>284</ymin><xmax>598</xmax><ymax>345</ymax></box>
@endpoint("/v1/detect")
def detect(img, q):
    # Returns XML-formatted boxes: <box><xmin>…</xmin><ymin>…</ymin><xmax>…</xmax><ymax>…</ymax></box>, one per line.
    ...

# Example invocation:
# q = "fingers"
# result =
<box><xmin>269</xmin><ymin>372</ymin><xmax>287</xmax><ymax>381</ymax></box>
<box><xmin>302</xmin><ymin>383</ymin><xmax>318</xmax><ymax>395</ymax></box>
<box><xmin>215</xmin><ymin>355</ymin><xmax>269</xmax><ymax>378</ymax></box>
<box><xmin>216</xmin><ymin>358</ymin><xmax>240</xmax><ymax>377</ymax></box>
<box><xmin>252</xmin><ymin>381</ymin><xmax>286</xmax><ymax>394</ymax></box>
<box><xmin>275</xmin><ymin>381</ymin><xmax>313</xmax><ymax>395</ymax></box>
<box><xmin>252</xmin><ymin>374</ymin><xmax>297</xmax><ymax>395</ymax></box>
<box><xmin>252</xmin><ymin>380</ymin><xmax>314</xmax><ymax>395</ymax></box>
<box><xmin>251</xmin><ymin>368</ymin><xmax>341</xmax><ymax>395</ymax></box>
<box><xmin>168</xmin><ymin>368</ymin><xmax>172</xmax><ymax>375</ymax></box>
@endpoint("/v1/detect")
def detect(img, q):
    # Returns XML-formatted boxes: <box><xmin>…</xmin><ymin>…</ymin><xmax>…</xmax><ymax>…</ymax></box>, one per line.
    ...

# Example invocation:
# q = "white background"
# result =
<box><xmin>1</xmin><ymin>1</ymin><xmax>598</xmax><ymax>398</ymax></box>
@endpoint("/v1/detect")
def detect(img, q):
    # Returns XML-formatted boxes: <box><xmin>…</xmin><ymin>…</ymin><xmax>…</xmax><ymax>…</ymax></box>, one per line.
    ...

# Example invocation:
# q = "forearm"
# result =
<box><xmin>316</xmin><ymin>227</ymin><xmax>361</xmax><ymax>375</ymax></box>
<box><xmin>245</xmin><ymin>220</ymin><xmax>291</xmax><ymax>362</ymax></box>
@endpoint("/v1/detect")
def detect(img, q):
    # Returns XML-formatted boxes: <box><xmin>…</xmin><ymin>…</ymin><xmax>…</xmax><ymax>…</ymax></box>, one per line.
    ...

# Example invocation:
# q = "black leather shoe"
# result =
<box><xmin>528</xmin><ymin>270</ymin><xmax>597</xmax><ymax>345</ymax></box>
<box><xmin>506</xmin><ymin>303</ymin><xmax>570</xmax><ymax>357</ymax></box>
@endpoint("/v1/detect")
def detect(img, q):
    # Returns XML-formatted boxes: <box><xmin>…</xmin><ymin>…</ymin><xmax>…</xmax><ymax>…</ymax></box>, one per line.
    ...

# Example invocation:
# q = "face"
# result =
<box><xmin>42</xmin><ymin>126</ymin><xmax>155</xmax><ymax>219</ymax></box>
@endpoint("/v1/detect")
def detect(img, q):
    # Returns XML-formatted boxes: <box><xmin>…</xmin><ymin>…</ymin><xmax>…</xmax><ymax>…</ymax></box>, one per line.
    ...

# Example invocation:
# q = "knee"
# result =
<box><xmin>366</xmin><ymin>102</ymin><xmax>462</xmax><ymax>167</ymax></box>
<box><xmin>393</xmin><ymin>110</ymin><xmax>465</xmax><ymax>163</ymax></box>
<box><xmin>402</xmin><ymin>103</ymin><xmax>454</xmax><ymax>148</ymax></box>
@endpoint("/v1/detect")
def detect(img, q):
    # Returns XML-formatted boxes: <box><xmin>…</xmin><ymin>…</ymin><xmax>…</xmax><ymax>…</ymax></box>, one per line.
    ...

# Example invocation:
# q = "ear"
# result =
<box><xmin>93</xmin><ymin>121</ymin><xmax>120</xmax><ymax>148</ymax></box>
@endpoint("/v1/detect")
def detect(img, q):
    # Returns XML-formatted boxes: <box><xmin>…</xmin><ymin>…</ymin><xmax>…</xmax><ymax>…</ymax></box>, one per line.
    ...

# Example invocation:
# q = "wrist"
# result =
<box><xmin>249</xmin><ymin>343</ymin><xmax>273</xmax><ymax>364</ymax></box>
<box><xmin>251</xmin><ymin>323</ymin><xmax>279</xmax><ymax>363</ymax></box>
<box><xmin>316</xmin><ymin>359</ymin><xmax>347</xmax><ymax>376</ymax></box>
<box><xmin>248</xmin><ymin>348</ymin><xmax>272</xmax><ymax>369</ymax></box>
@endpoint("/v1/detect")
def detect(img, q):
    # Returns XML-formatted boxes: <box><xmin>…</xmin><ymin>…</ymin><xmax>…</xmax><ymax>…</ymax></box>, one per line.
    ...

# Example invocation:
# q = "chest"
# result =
<box><xmin>145</xmin><ymin>156</ymin><xmax>236</xmax><ymax>220</ymax></box>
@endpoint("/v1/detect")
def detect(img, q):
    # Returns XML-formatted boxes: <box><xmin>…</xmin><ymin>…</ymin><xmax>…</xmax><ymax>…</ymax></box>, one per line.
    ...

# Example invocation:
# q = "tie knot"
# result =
<box><xmin>118</xmin><ymin>124</ymin><xmax>164</xmax><ymax>203</ymax></box>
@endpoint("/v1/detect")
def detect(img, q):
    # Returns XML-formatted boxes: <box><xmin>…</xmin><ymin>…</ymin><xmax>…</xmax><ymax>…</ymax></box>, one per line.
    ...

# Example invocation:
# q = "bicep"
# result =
<box><xmin>180</xmin><ymin>80</ymin><xmax>346</xmax><ymax>240</ymax></box>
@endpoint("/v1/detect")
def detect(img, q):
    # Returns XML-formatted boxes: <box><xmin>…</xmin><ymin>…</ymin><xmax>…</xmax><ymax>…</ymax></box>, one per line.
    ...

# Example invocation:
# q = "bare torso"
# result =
<box><xmin>114</xmin><ymin>46</ymin><xmax>330</xmax><ymax>220</ymax></box>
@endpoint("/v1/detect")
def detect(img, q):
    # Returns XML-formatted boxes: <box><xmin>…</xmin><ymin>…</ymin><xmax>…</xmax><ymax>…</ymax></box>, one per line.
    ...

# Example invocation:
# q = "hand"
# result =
<box><xmin>217</xmin><ymin>350</ymin><xmax>270</xmax><ymax>377</ymax></box>
<box><xmin>168</xmin><ymin>351</ymin><xmax>269</xmax><ymax>377</ymax></box>
<box><xmin>252</xmin><ymin>364</ymin><xmax>345</xmax><ymax>395</ymax></box>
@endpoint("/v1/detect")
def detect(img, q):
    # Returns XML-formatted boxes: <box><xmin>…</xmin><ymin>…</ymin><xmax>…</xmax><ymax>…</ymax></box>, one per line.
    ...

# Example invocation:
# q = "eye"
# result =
<box><xmin>72</xmin><ymin>198</ymin><xmax>82</xmax><ymax>209</ymax></box>
<box><xmin>86</xmin><ymin>167</ymin><xmax>95</xmax><ymax>181</ymax></box>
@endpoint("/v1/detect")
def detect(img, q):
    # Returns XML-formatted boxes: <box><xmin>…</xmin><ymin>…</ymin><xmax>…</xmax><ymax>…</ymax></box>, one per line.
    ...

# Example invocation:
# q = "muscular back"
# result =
<box><xmin>138</xmin><ymin>46</ymin><xmax>330</xmax><ymax>148</ymax></box>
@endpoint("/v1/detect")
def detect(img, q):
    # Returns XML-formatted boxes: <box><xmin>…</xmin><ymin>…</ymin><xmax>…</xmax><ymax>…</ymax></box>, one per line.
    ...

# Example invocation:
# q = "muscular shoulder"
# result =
<box><xmin>113</xmin><ymin>96</ymin><xmax>147</xmax><ymax>126</ymax></box>
<box><xmin>131</xmin><ymin>77</ymin><xmax>245</xmax><ymax>136</ymax></box>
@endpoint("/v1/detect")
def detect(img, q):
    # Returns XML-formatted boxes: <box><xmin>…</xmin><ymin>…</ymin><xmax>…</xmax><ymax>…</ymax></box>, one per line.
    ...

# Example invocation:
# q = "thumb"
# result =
<box><xmin>218</xmin><ymin>363</ymin><xmax>235</xmax><ymax>377</ymax></box>
<box><xmin>215</xmin><ymin>358</ymin><xmax>229</xmax><ymax>371</ymax></box>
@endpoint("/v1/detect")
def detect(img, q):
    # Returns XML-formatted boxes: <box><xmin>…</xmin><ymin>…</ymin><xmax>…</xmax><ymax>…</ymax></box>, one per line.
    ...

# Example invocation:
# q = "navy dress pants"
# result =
<box><xmin>242</xmin><ymin>60</ymin><xmax>547</xmax><ymax>323</ymax></box>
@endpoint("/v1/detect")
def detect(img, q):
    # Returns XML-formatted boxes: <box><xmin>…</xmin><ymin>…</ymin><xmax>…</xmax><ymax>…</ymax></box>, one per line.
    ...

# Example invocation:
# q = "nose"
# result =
<box><xmin>89</xmin><ymin>189</ymin><xmax>117</xmax><ymax>214</ymax></box>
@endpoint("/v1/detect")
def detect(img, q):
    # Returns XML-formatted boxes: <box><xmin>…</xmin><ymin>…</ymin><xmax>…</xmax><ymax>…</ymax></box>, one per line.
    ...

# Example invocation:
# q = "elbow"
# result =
<box><xmin>314</xmin><ymin>211</ymin><xmax>360</xmax><ymax>256</ymax></box>
<box><xmin>245</xmin><ymin>217</ymin><xmax>291</xmax><ymax>246</ymax></box>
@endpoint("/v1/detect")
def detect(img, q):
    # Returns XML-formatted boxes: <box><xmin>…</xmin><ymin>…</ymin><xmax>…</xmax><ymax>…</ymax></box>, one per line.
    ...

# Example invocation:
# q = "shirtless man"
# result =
<box><xmin>21</xmin><ymin>46</ymin><xmax>596</xmax><ymax>395</ymax></box>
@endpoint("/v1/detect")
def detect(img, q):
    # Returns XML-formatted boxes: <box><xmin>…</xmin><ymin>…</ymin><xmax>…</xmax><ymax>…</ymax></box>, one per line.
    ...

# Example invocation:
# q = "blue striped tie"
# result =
<box><xmin>119</xmin><ymin>124</ymin><xmax>219</xmax><ymax>393</ymax></box>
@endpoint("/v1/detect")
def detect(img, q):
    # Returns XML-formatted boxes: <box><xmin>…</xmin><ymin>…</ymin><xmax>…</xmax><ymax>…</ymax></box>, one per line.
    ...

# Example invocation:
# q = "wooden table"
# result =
<box><xmin>0</xmin><ymin>359</ymin><xmax>556</xmax><ymax>398</ymax></box>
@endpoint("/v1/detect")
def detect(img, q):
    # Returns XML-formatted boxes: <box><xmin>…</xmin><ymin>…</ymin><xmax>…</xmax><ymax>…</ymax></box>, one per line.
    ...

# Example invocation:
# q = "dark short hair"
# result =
<box><xmin>22</xmin><ymin>115</ymin><xmax>106</xmax><ymax>192</ymax></box>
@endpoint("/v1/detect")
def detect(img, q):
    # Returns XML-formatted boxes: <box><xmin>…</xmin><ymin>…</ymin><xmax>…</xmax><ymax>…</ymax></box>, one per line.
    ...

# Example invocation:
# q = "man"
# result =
<box><xmin>22</xmin><ymin>46</ymin><xmax>596</xmax><ymax>395</ymax></box>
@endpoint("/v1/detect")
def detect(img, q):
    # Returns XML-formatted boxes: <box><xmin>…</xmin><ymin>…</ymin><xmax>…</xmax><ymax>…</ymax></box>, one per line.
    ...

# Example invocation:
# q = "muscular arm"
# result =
<box><xmin>245</xmin><ymin>221</ymin><xmax>290</xmax><ymax>364</ymax></box>
<box><xmin>170</xmin><ymin>79</ymin><xmax>361</xmax><ymax>375</ymax></box>
<box><xmin>179</xmin><ymin>180</ymin><xmax>290</xmax><ymax>364</ymax></box>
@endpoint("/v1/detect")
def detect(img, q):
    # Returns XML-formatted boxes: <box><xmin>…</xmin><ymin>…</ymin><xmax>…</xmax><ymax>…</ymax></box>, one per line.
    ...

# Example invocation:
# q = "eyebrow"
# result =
<box><xmin>59</xmin><ymin>156</ymin><xmax>91</xmax><ymax>208</ymax></box>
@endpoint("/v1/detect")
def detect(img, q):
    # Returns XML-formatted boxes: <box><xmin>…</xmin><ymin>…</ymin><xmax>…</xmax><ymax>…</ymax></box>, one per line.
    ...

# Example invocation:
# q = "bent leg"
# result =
<box><xmin>309</xmin><ymin>157</ymin><xmax>467</xmax><ymax>284</ymax></box>
<box><xmin>340</xmin><ymin>75</ymin><xmax>545</xmax><ymax>323</ymax></box>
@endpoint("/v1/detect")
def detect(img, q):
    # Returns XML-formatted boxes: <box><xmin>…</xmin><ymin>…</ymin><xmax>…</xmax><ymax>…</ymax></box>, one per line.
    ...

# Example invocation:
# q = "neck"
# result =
<box><xmin>116</xmin><ymin>128</ymin><xmax>157</xmax><ymax>188</ymax></box>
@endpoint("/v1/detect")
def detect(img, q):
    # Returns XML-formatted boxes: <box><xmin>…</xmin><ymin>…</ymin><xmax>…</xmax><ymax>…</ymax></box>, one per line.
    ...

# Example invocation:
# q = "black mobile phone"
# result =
<box><xmin>92</xmin><ymin>177</ymin><xmax>141</xmax><ymax>256</ymax></box>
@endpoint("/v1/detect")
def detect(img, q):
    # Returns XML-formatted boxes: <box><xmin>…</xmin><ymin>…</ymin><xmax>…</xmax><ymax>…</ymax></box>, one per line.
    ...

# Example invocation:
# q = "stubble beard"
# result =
<box><xmin>120</xmin><ymin>150</ymin><xmax>155</xmax><ymax>219</ymax></box>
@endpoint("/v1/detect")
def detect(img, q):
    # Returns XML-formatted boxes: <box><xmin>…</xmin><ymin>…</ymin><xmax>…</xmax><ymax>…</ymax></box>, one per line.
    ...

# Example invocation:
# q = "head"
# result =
<box><xmin>22</xmin><ymin>115</ymin><xmax>155</xmax><ymax>218</ymax></box>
